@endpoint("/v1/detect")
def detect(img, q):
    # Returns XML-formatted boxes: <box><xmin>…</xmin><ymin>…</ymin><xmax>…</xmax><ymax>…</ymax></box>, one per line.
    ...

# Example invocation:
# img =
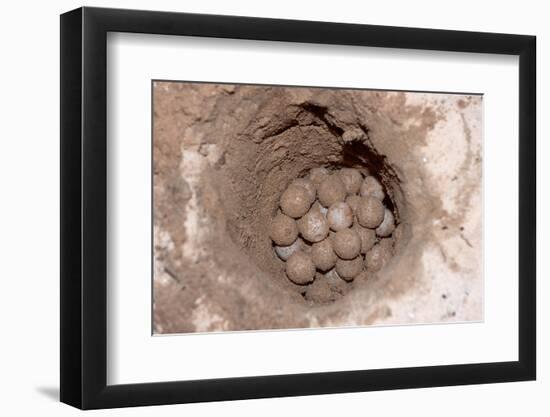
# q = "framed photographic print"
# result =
<box><xmin>60</xmin><ymin>6</ymin><xmax>536</xmax><ymax>409</ymax></box>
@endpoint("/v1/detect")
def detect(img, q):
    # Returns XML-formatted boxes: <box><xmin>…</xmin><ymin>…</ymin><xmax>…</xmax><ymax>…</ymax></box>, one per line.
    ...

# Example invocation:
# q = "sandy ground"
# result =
<box><xmin>152</xmin><ymin>82</ymin><xmax>482</xmax><ymax>334</ymax></box>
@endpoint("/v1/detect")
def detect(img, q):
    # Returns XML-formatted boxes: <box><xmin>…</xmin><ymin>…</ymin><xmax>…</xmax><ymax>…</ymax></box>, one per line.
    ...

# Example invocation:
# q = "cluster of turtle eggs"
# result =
<box><xmin>269</xmin><ymin>167</ymin><xmax>396</xmax><ymax>287</ymax></box>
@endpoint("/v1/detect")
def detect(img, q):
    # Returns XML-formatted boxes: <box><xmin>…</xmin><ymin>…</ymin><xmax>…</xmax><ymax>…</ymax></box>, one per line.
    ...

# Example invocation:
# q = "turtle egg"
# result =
<box><xmin>345</xmin><ymin>195</ymin><xmax>362</xmax><ymax>214</ymax></box>
<box><xmin>360</xmin><ymin>176</ymin><xmax>385</xmax><ymax>201</ymax></box>
<box><xmin>311</xmin><ymin>238</ymin><xmax>337</xmax><ymax>271</ymax></box>
<box><xmin>335</xmin><ymin>256</ymin><xmax>364</xmax><ymax>281</ymax></box>
<box><xmin>280</xmin><ymin>184</ymin><xmax>314</xmax><ymax>218</ymax></box>
<box><xmin>356</xmin><ymin>196</ymin><xmax>385</xmax><ymax>229</ymax></box>
<box><xmin>338</xmin><ymin>168</ymin><xmax>363</xmax><ymax>195</ymax></box>
<box><xmin>286</xmin><ymin>251</ymin><xmax>316</xmax><ymax>285</ymax></box>
<box><xmin>318</xmin><ymin>175</ymin><xmax>347</xmax><ymax>207</ymax></box>
<box><xmin>353</xmin><ymin>223</ymin><xmax>377</xmax><ymax>254</ymax></box>
<box><xmin>313</xmin><ymin>201</ymin><xmax>328</xmax><ymax>216</ymax></box>
<box><xmin>327</xmin><ymin>202</ymin><xmax>354</xmax><ymax>231</ymax></box>
<box><xmin>291</xmin><ymin>177</ymin><xmax>316</xmax><ymax>202</ymax></box>
<box><xmin>332</xmin><ymin>228</ymin><xmax>361</xmax><ymax>260</ymax></box>
<box><xmin>376</xmin><ymin>208</ymin><xmax>396</xmax><ymax>237</ymax></box>
<box><xmin>269</xmin><ymin>213</ymin><xmax>298</xmax><ymax>246</ymax></box>
<box><xmin>274</xmin><ymin>237</ymin><xmax>304</xmax><ymax>261</ymax></box>
<box><xmin>309</xmin><ymin>167</ymin><xmax>330</xmax><ymax>187</ymax></box>
<box><xmin>298</xmin><ymin>208</ymin><xmax>329</xmax><ymax>243</ymax></box>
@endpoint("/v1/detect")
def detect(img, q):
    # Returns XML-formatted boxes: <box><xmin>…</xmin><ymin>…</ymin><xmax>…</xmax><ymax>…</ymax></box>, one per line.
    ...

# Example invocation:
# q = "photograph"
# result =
<box><xmin>0</xmin><ymin>0</ymin><xmax>544</xmax><ymax>414</ymax></box>
<box><xmin>57</xmin><ymin>6</ymin><xmax>537</xmax><ymax>408</ymax></box>
<box><xmin>152</xmin><ymin>81</ymin><xmax>483</xmax><ymax>334</ymax></box>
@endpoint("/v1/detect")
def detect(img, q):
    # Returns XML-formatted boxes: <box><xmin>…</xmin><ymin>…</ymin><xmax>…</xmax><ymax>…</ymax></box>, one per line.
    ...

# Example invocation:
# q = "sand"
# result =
<box><xmin>152</xmin><ymin>82</ymin><xmax>482</xmax><ymax>334</ymax></box>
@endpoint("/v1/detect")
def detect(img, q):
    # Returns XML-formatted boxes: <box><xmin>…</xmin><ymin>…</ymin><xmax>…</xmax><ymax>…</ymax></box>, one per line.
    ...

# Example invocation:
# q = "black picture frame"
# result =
<box><xmin>60</xmin><ymin>6</ymin><xmax>536</xmax><ymax>410</ymax></box>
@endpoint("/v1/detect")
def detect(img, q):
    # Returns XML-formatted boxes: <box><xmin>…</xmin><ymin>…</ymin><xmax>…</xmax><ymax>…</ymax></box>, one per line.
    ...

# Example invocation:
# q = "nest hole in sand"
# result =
<box><xmin>216</xmin><ymin>102</ymin><xmax>409</xmax><ymax>306</ymax></box>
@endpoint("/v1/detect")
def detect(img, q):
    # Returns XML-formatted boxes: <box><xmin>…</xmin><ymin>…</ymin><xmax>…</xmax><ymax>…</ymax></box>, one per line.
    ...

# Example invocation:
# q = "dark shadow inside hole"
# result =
<box><xmin>339</xmin><ymin>141</ymin><xmax>399</xmax><ymax>214</ymax></box>
<box><xmin>300</xmin><ymin>103</ymin><xmax>345</xmax><ymax>137</ymax></box>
